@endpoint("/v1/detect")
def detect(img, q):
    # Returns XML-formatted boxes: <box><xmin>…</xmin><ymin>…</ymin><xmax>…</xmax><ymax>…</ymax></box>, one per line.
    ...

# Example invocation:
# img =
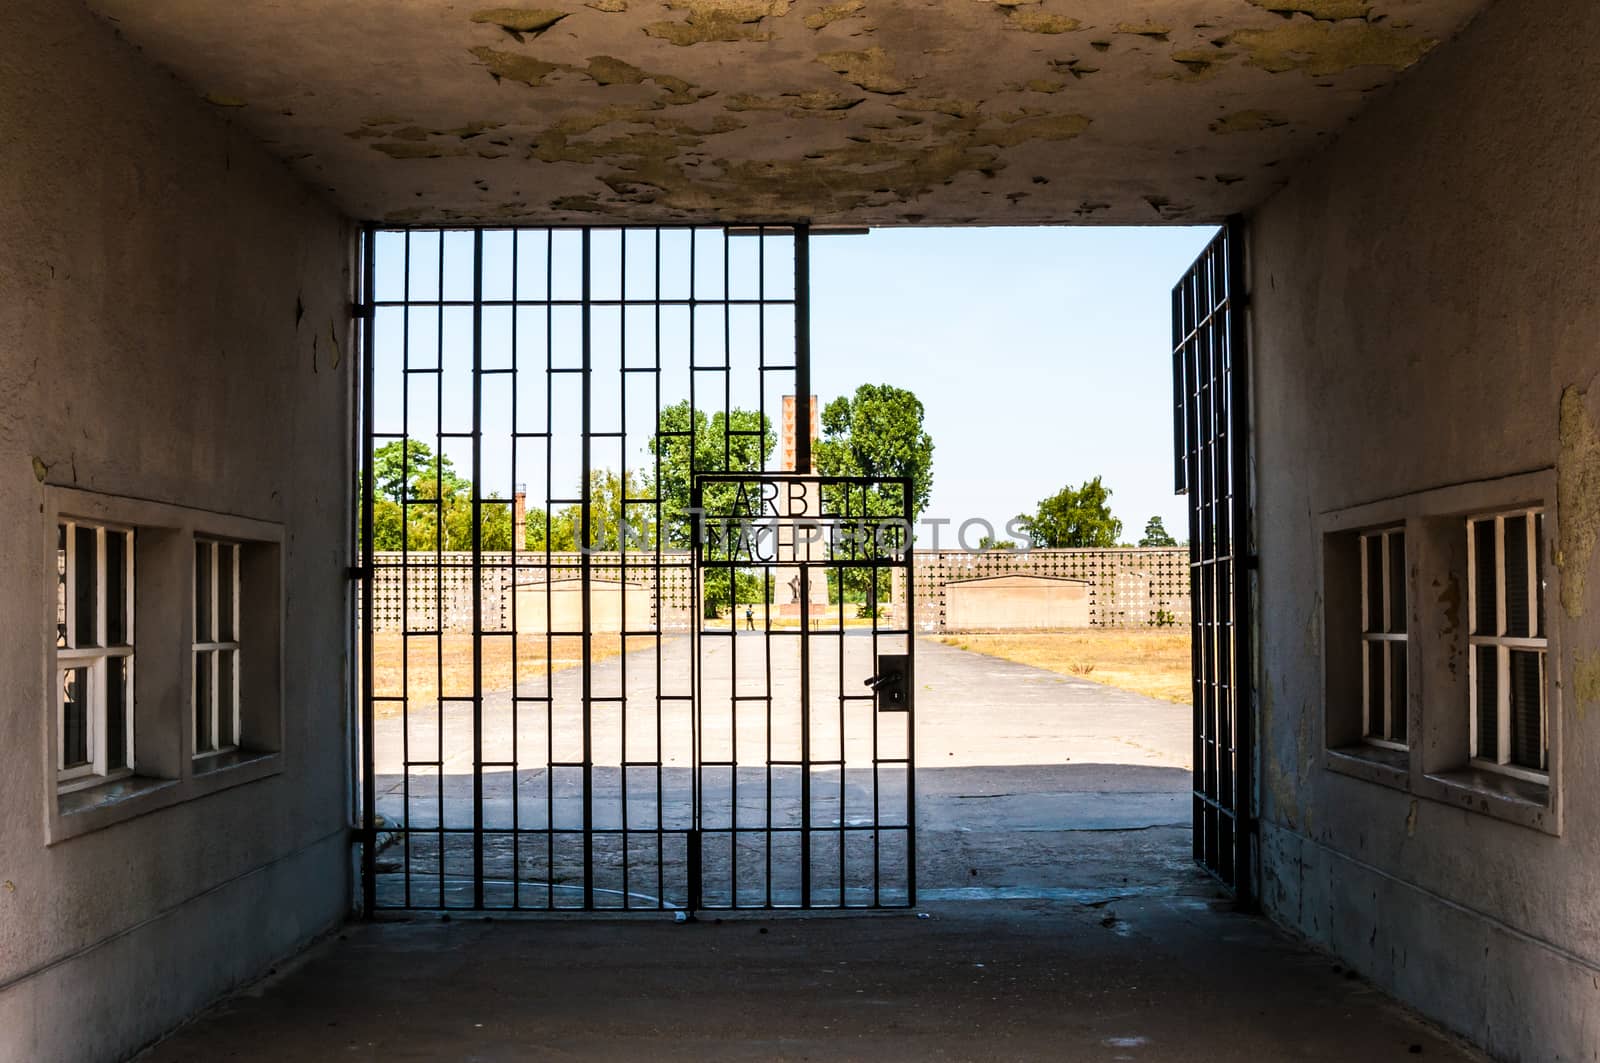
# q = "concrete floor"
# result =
<box><xmin>137</xmin><ymin>642</ymin><xmax>1483</xmax><ymax>1060</ymax></box>
<box><xmin>138</xmin><ymin>898</ymin><xmax>1480</xmax><ymax>1062</ymax></box>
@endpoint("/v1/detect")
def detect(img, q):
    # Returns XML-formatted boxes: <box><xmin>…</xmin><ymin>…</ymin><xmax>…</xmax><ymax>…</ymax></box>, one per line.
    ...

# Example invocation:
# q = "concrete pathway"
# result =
<box><xmin>369</xmin><ymin>634</ymin><xmax>1199</xmax><ymax>907</ymax></box>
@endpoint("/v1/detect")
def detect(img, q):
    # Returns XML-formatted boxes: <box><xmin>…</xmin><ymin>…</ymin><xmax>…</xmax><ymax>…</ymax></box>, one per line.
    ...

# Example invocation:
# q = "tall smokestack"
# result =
<box><xmin>513</xmin><ymin>484</ymin><xmax>527</xmax><ymax>550</ymax></box>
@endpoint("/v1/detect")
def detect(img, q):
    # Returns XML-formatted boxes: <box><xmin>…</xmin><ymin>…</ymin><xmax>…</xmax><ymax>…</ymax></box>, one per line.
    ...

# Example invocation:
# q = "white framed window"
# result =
<box><xmin>1360</xmin><ymin>527</ymin><xmax>1407</xmax><ymax>747</ymax></box>
<box><xmin>1468</xmin><ymin>508</ymin><xmax>1547</xmax><ymax>781</ymax></box>
<box><xmin>193</xmin><ymin>539</ymin><xmax>241</xmax><ymax>757</ymax></box>
<box><xmin>55</xmin><ymin>520</ymin><xmax>135</xmax><ymax>790</ymax></box>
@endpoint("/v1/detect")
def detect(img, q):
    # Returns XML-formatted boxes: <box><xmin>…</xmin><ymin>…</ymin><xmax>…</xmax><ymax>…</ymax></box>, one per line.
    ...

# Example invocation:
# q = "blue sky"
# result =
<box><xmin>371</xmin><ymin>225</ymin><xmax>1216</xmax><ymax>543</ymax></box>
<box><xmin>810</xmin><ymin>226</ymin><xmax>1216</xmax><ymax>545</ymax></box>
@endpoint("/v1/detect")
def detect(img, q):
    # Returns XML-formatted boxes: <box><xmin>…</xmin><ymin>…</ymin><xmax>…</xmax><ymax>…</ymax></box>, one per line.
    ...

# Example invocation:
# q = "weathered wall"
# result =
<box><xmin>0</xmin><ymin>4</ymin><xmax>352</xmax><ymax>1061</ymax></box>
<box><xmin>1250</xmin><ymin>0</ymin><xmax>1600</xmax><ymax>1057</ymax></box>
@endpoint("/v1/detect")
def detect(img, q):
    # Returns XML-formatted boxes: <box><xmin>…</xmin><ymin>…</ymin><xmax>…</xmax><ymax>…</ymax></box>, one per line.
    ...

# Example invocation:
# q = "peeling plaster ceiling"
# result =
<box><xmin>87</xmin><ymin>0</ymin><xmax>1490</xmax><ymax>225</ymax></box>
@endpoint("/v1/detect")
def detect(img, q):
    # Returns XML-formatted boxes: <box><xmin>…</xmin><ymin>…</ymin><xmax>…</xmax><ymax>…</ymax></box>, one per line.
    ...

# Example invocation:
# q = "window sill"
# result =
<box><xmin>1325</xmin><ymin>744</ymin><xmax>1410</xmax><ymax>792</ymax></box>
<box><xmin>49</xmin><ymin>750</ymin><xmax>282</xmax><ymax>844</ymax></box>
<box><xmin>1416</xmin><ymin>767</ymin><xmax>1557</xmax><ymax>836</ymax></box>
<box><xmin>57</xmin><ymin>773</ymin><xmax>179</xmax><ymax>819</ymax></box>
<box><xmin>192</xmin><ymin>747</ymin><xmax>279</xmax><ymax>782</ymax></box>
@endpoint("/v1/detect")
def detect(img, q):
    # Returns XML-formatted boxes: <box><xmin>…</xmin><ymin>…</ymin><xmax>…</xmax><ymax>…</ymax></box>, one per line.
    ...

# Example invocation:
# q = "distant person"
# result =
<box><xmin>745</xmin><ymin>605</ymin><xmax>755</xmax><ymax>631</ymax></box>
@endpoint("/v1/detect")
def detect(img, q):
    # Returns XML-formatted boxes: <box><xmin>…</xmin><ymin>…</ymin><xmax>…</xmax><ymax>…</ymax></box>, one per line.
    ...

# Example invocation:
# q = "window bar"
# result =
<box><xmin>1495</xmin><ymin>514</ymin><xmax>1510</xmax><ymax>769</ymax></box>
<box><xmin>434</xmin><ymin>230</ymin><xmax>446</xmax><ymax>909</ymax></box>
<box><xmin>92</xmin><ymin>528</ymin><xmax>106</xmax><ymax>777</ymax></box>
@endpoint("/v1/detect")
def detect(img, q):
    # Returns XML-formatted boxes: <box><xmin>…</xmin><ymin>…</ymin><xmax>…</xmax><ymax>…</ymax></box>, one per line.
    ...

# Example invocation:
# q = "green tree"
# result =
<box><xmin>1139</xmin><ymin>515</ymin><xmax>1178</xmax><ymax>548</ymax></box>
<box><xmin>648</xmin><ymin>402</ymin><xmax>774</xmax><ymax>616</ymax></box>
<box><xmin>649</xmin><ymin>400</ymin><xmax>774</xmax><ymax>549</ymax></box>
<box><xmin>814</xmin><ymin>385</ymin><xmax>934</xmax><ymax>518</ymax></box>
<box><xmin>372</xmin><ymin>439</ymin><xmax>467</xmax><ymax>504</ymax></box>
<box><xmin>366</xmin><ymin>437</ymin><xmax>512</xmax><ymax>552</ymax></box>
<box><xmin>813</xmin><ymin>384</ymin><xmax>933</xmax><ymax>613</ymax></box>
<box><xmin>1016</xmin><ymin>477</ymin><xmax>1122</xmax><ymax>548</ymax></box>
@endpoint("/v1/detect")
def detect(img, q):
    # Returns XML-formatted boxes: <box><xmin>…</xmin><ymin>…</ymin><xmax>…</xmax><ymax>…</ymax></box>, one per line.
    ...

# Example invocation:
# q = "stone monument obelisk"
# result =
<box><xmin>775</xmin><ymin>395</ymin><xmax>824</xmax><ymax>619</ymax></box>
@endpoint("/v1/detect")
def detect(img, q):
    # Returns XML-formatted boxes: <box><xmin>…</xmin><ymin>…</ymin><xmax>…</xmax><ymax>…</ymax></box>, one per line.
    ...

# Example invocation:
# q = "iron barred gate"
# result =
<box><xmin>1172</xmin><ymin>219</ymin><xmax>1255</xmax><ymax>901</ymax></box>
<box><xmin>355</xmin><ymin>224</ymin><xmax>914</xmax><ymax>912</ymax></box>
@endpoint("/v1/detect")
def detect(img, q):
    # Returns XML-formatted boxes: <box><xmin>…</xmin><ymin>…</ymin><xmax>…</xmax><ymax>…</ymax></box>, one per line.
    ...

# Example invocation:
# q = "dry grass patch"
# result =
<box><xmin>367</xmin><ymin>633</ymin><xmax>661</xmax><ymax>714</ymax></box>
<box><xmin>932</xmin><ymin>629</ymin><xmax>1191</xmax><ymax>704</ymax></box>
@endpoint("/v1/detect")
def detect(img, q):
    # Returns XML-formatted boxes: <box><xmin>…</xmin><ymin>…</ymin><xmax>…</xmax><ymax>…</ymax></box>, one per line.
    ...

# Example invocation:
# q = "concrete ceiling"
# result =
<box><xmin>87</xmin><ymin>0</ymin><xmax>1489</xmax><ymax>226</ymax></box>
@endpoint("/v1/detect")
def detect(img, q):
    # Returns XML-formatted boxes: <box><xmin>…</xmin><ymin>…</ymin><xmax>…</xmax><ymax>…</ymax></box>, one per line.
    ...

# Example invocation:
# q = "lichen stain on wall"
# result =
<box><xmin>1249</xmin><ymin>0</ymin><xmax>1372</xmax><ymax>20</ymax></box>
<box><xmin>644</xmin><ymin>0</ymin><xmax>793</xmax><ymax>45</ymax></box>
<box><xmin>817</xmin><ymin>47</ymin><xmax>908</xmax><ymax>94</ymax></box>
<box><xmin>470</xmin><ymin>8</ymin><xmax>570</xmax><ymax>40</ymax></box>
<box><xmin>1574</xmin><ymin>652</ymin><xmax>1600</xmax><ymax>722</ymax></box>
<box><xmin>1558</xmin><ymin>383</ymin><xmax>1600</xmax><ymax>619</ymax></box>
<box><xmin>802</xmin><ymin>0</ymin><xmax>865</xmax><ymax>31</ymax></box>
<box><xmin>1232</xmin><ymin>21</ymin><xmax>1436</xmax><ymax>76</ymax></box>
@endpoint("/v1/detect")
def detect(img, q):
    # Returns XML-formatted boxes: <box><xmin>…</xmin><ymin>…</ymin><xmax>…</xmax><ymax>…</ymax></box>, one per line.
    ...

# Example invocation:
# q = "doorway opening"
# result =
<box><xmin>354</xmin><ymin>222</ymin><xmax>1252</xmax><ymax>914</ymax></box>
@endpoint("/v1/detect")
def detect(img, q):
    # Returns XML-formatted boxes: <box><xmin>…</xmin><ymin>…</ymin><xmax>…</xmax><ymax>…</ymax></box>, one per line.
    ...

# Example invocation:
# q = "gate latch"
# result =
<box><xmin>864</xmin><ymin>654</ymin><xmax>910</xmax><ymax>712</ymax></box>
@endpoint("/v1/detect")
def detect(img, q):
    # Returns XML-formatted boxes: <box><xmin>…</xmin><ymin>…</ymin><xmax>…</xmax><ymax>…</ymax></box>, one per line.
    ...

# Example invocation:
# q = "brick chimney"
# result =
<box><xmin>513</xmin><ymin>484</ymin><xmax>527</xmax><ymax>549</ymax></box>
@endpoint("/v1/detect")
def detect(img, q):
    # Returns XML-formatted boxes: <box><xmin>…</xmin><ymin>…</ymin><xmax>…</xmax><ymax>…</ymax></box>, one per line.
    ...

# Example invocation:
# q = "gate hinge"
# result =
<box><xmin>351</xmin><ymin>300</ymin><xmax>369</xmax><ymax>318</ymax></box>
<box><xmin>346</xmin><ymin>564</ymin><xmax>371</xmax><ymax>581</ymax></box>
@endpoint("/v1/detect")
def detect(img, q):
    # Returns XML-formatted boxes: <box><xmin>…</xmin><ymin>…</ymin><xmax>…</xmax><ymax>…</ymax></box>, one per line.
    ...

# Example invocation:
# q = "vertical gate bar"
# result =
<box><xmin>837</xmin><ymin>534</ymin><xmax>846</xmax><ymax>906</ymax></box>
<box><xmin>471</xmin><ymin>229</ymin><xmax>485</xmax><ymax>909</ymax></box>
<box><xmin>690</xmin><ymin>478</ymin><xmax>704</xmax><ymax>915</ymax></box>
<box><xmin>654</xmin><ymin>227</ymin><xmax>665</xmax><ymax>910</ymax></box>
<box><xmin>1226</xmin><ymin>214</ymin><xmax>1254</xmax><ymax>903</ymax></box>
<box><xmin>435</xmin><ymin>232</ymin><xmax>447</xmax><ymax>907</ymax></box>
<box><xmin>359</xmin><ymin>224</ymin><xmax>378</xmax><ymax>917</ymax></box>
<box><xmin>793</xmin><ymin>226</ymin><xmax>811</xmax><ymax>476</ymax></box>
<box><xmin>760</xmin><ymin>229</ymin><xmax>773</xmax><ymax>911</ymax></box>
<box><xmin>581</xmin><ymin>227</ymin><xmax>595</xmax><ymax>910</ymax></box>
<box><xmin>510</xmin><ymin>228</ymin><xmax>521</xmax><ymax>910</ymax></box>
<box><xmin>904</xmin><ymin>476</ymin><xmax>916</xmax><ymax>907</ymax></box>
<box><xmin>798</xmin><ymin>554</ymin><xmax>811</xmax><ymax>908</ymax></box>
<box><xmin>401</xmin><ymin>231</ymin><xmax>413</xmax><ymax>909</ymax></box>
<box><xmin>545</xmin><ymin>228</ymin><xmax>556</xmax><ymax>909</ymax></box>
<box><xmin>620</xmin><ymin>229</ymin><xmax>630</xmax><ymax>909</ymax></box>
<box><xmin>872</xmin><ymin>555</ymin><xmax>882</xmax><ymax>907</ymax></box>
<box><xmin>794</xmin><ymin>225</ymin><xmax>811</xmax><ymax>907</ymax></box>
<box><xmin>726</xmin><ymin>231</ymin><xmax>738</xmax><ymax>906</ymax></box>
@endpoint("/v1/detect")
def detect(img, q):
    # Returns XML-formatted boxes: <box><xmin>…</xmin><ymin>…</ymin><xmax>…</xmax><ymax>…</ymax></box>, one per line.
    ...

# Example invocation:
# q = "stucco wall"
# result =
<box><xmin>0</xmin><ymin>4</ymin><xmax>352</xmax><ymax>1061</ymax></box>
<box><xmin>1250</xmin><ymin>0</ymin><xmax>1600</xmax><ymax>1058</ymax></box>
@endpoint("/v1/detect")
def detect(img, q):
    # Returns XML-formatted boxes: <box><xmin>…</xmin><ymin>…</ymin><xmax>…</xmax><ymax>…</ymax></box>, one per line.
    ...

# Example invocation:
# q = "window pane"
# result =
<box><xmin>1389</xmin><ymin>642</ymin><xmax>1407</xmax><ymax>744</ymax></box>
<box><xmin>1388</xmin><ymin>533</ymin><xmax>1406</xmax><ymax>634</ymax></box>
<box><xmin>1365</xmin><ymin>641</ymin><xmax>1384</xmax><ymax>739</ymax></box>
<box><xmin>1364</xmin><ymin>535</ymin><xmax>1382</xmax><ymax>632</ymax></box>
<box><xmin>1472</xmin><ymin>519</ymin><xmax>1496</xmax><ymax>635</ymax></box>
<box><xmin>106</xmin><ymin>657</ymin><xmax>128</xmax><ymax>770</ymax></box>
<box><xmin>196</xmin><ymin>542</ymin><xmax>213</xmax><ymax>643</ymax></box>
<box><xmin>105</xmin><ymin>531</ymin><xmax>128</xmax><ymax>645</ymax></box>
<box><xmin>219</xmin><ymin>650</ymin><xmax>237</xmax><ymax>748</ymax></box>
<box><xmin>1509</xmin><ymin>650</ymin><xmax>1545</xmax><ymax>771</ymax></box>
<box><xmin>1535</xmin><ymin>512</ymin><xmax>1546</xmax><ymax>639</ymax></box>
<box><xmin>218</xmin><ymin>545</ymin><xmax>237</xmax><ymax>642</ymax></box>
<box><xmin>75</xmin><ymin>525</ymin><xmax>97</xmax><ymax>646</ymax></box>
<box><xmin>195</xmin><ymin>651</ymin><xmax>214</xmax><ymax>752</ymax></box>
<box><xmin>62</xmin><ymin>667</ymin><xmax>90</xmax><ymax>768</ymax></box>
<box><xmin>56</xmin><ymin>524</ymin><xmax>68</xmax><ymax>648</ymax></box>
<box><xmin>1475</xmin><ymin>646</ymin><xmax>1498</xmax><ymax>761</ymax></box>
<box><xmin>1503</xmin><ymin>514</ymin><xmax>1530</xmax><ymax>638</ymax></box>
